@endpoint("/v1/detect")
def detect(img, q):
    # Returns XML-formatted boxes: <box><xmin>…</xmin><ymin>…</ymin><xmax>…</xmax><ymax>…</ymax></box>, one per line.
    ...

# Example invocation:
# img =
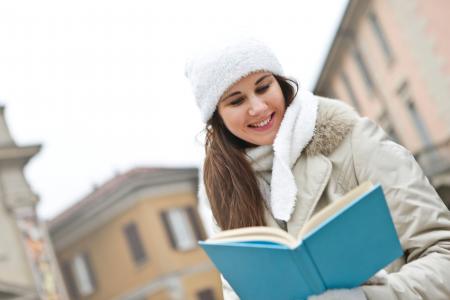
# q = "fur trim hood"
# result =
<box><xmin>304</xmin><ymin>96</ymin><xmax>359</xmax><ymax>156</ymax></box>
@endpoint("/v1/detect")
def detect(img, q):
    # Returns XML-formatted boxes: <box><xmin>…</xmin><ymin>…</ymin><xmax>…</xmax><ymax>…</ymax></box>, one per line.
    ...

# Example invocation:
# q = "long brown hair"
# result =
<box><xmin>203</xmin><ymin>74</ymin><xmax>298</xmax><ymax>230</ymax></box>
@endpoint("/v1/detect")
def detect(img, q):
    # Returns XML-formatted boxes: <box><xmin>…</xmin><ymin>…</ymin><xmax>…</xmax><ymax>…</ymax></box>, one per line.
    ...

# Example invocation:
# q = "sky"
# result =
<box><xmin>0</xmin><ymin>0</ymin><xmax>348</xmax><ymax>220</ymax></box>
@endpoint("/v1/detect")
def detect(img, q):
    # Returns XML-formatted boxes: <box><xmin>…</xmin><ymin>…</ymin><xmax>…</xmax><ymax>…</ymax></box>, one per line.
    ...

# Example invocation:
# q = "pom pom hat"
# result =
<box><xmin>185</xmin><ymin>38</ymin><xmax>285</xmax><ymax>122</ymax></box>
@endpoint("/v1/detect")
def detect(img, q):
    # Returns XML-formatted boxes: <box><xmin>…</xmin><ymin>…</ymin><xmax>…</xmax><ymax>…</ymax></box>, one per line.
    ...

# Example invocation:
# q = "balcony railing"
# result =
<box><xmin>414</xmin><ymin>138</ymin><xmax>450</xmax><ymax>177</ymax></box>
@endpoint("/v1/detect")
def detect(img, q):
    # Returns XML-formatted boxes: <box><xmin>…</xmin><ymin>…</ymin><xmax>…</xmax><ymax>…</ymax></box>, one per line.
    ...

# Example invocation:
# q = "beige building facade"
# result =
<box><xmin>49</xmin><ymin>168</ymin><xmax>222</xmax><ymax>300</ymax></box>
<box><xmin>0</xmin><ymin>106</ymin><xmax>66</xmax><ymax>299</ymax></box>
<box><xmin>314</xmin><ymin>0</ymin><xmax>450</xmax><ymax>207</ymax></box>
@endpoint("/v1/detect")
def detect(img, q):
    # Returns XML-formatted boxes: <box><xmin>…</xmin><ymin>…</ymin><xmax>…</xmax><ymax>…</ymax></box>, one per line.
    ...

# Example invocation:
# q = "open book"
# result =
<box><xmin>199</xmin><ymin>182</ymin><xmax>403</xmax><ymax>300</ymax></box>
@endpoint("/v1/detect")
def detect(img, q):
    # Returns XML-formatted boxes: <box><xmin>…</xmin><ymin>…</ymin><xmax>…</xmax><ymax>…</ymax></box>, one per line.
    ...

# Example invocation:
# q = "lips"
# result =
<box><xmin>248</xmin><ymin>112</ymin><xmax>275</xmax><ymax>130</ymax></box>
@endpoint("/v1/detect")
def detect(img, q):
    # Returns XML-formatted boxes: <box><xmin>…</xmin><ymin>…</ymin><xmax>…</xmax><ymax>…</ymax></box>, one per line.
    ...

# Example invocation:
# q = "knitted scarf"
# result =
<box><xmin>246</xmin><ymin>89</ymin><xmax>318</xmax><ymax>222</ymax></box>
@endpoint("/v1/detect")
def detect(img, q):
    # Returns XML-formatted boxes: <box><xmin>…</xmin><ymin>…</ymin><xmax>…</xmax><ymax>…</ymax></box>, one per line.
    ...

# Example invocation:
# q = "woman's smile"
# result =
<box><xmin>248</xmin><ymin>112</ymin><xmax>275</xmax><ymax>131</ymax></box>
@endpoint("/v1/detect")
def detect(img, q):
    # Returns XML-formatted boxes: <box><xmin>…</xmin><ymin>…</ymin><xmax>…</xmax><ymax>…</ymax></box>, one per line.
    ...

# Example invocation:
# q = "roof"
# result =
<box><xmin>49</xmin><ymin>166</ymin><xmax>198</xmax><ymax>229</ymax></box>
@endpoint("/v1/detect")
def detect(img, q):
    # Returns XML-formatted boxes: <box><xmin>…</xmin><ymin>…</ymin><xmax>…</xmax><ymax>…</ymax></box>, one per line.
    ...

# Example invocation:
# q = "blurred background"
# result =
<box><xmin>0</xmin><ymin>0</ymin><xmax>449</xmax><ymax>299</ymax></box>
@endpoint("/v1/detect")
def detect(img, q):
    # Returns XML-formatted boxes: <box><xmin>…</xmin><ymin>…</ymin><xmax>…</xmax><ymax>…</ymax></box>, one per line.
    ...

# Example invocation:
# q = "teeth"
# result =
<box><xmin>250</xmin><ymin>115</ymin><xmax>271</xmax><ymax>128</ymax></box>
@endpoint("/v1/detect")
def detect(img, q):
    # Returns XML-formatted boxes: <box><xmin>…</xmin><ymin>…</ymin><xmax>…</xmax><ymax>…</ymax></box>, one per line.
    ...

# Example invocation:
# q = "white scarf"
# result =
<box><xmin>247</xmin><ymin>89</ymin><xmax>318</xmax><ymax>222</ymax></box>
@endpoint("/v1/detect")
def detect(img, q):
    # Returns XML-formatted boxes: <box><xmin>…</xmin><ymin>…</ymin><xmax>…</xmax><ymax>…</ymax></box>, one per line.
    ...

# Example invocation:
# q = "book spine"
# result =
<box><xmin>290</xmin><ymin>244</ymin><xmax>326</xmax><ymax>295</ymax></box>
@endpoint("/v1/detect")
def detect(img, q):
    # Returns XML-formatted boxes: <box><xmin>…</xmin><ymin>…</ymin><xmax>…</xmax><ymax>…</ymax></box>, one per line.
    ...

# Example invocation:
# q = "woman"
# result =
<box><xmin>185</xmin><ymin>38</ymin><xmax>450</xmax><ymax>299</ymax></box>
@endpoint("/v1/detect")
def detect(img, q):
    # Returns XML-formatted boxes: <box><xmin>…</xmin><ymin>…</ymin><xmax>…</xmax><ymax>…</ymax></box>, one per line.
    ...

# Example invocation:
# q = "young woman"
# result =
<box><xmin>185</xmin><ymin>38</ymin><xmax>450</xmax><ymax>300</ymax></box>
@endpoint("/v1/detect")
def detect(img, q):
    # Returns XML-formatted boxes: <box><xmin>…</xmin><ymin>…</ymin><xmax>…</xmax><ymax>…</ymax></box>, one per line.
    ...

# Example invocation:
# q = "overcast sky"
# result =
<box><xmin>0</xmin><ymin>0</ymin><xmax>348</xmax><ymax>220</ymax></box>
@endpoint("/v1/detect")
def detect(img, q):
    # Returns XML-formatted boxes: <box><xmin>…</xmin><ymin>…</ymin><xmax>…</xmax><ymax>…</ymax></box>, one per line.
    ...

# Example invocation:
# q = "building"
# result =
<box><xmin>0</xmin><ymin>106</ymin><xmax>66</xmax><ymax>299</ymax></box>
<box><xmin>314</xmin><ymin>0</ymin><xmax>450</xmax><ymax>207</ymax></box>
<box><xmin>49</xmin><ymin>167</ymin><xmax>222</xmax><ymax>300</ymax></box>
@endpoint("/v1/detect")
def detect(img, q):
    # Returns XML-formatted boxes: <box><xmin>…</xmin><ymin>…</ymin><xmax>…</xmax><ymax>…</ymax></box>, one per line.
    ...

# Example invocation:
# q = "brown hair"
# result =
<box><xmin>203</xmin><ymin>74</ymin><xmax>298</xmax><ymax>230</ymax></box>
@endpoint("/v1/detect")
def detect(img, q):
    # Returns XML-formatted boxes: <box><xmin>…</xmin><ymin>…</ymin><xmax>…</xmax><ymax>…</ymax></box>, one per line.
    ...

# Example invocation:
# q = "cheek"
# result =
<box><xmin>219</xmin><ymin>109</ymin><xmax>245</xmax><ymax>132</ymax></box>
<box><xmin>225</xmin><ymin>114</ymin><xmax>245</xmax><ymax>133</ymax></box>
<box><xmin>264</xmin><ymin>98</ymin><xmax>284</xmax><ymax>117</ymax></box>
<box><xmin>266</xmin><ymin>86</ymin><xmax>284</xmax><ymax>103</ymax></box>
<box><xmin>273</xmin><ymin>90</ymin><xmax>286</xmax><ymax>111</ymax></box>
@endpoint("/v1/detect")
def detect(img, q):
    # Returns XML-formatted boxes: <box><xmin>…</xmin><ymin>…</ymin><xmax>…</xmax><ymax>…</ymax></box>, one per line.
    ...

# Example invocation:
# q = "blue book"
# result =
<box><xmin>199</xmin><ymin>182</ymin><xmax>403</xmax><ymax>300</ymax></box>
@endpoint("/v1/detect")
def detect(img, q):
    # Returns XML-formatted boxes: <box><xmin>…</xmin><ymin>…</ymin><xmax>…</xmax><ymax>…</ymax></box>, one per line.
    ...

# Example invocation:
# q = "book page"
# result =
<box><xmin>207</xmin><ymin>226</ymin><xmax>299</xmax><ymax>248</ymax></box>
<box><xmin>298</xmin><ymin>181</ymin><xmax>373</xmax><ymax>239</ymax></box>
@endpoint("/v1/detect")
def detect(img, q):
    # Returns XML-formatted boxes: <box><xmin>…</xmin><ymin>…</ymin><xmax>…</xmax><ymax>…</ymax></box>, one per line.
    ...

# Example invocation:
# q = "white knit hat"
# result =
<box><xmin>185</xmin><ymin>38</ymin><xmax>284</xmax><ymax>122</ymax></box>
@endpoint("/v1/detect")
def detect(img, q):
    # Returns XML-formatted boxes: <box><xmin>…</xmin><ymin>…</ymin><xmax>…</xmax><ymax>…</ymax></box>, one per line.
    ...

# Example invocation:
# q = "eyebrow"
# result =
<box><xmin>255</xmin><ymin>74</ymin><xmax>271</xmax><ymax>85</ymax></box>
<box><xmin>221</xmin><ymin>74</ymin><xmax>272</xmax><ymax>102</ymax></box>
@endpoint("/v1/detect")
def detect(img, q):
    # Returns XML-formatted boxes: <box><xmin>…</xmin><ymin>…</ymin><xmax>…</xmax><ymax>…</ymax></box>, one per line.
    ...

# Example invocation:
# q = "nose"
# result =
<box><xmin>248</xmin><ymin>96</ymin><xmax>268</xmax><ymax>116</ymax></box>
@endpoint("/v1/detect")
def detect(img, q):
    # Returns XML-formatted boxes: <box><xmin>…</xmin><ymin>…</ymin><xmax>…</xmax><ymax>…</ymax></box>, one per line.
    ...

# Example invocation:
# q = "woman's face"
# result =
<box><xmin>217</xmin><ymin>71</ymin><xmax>286</xmax><ymax>146</ymax></box>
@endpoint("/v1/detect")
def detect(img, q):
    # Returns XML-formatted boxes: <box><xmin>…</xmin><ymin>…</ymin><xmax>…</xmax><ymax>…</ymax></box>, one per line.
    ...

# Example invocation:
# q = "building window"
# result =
<box><xmin>396</xmin><ymin>80</ymin><xmax>432</xmax><ymax>146</ymax></box>
<box><xmin>377</xmin><ymin>111</ymin><xmax>401</xmax><ymax>144</ymax></box>
<box><xmin>197</xmin><ymin>288</ymin><xmax>216</xmax><ymax>300</ymax></box>
<box><xmin>368</xmin><ymin>11</ymin><xmax>394</xmax><ymax>64</ymax></box>
<box><xmin>123</xmin><ymin>222</ymin><xmax>148</xmax><ymax>265</ymax></box>
<box><xmin>340</xmin><ymin>71</ymin><xmax>361</xmax><ymax>112</ymax></box>
<box><xmin>61</xmin><ymin>261</ymin><xmax>80</xmax><ymax>300</ymax></box>
<box><xmin>161</xmin><ymin>206</ymin><xmax>205</xmax><ymax>251</ymax></box>
<box><xmin>62</xmin><ymin>252</ymin><xmax>96</xmax><ymax>298</ymax></box>
<box><xmin>352</xmin><ymin>47</ymin><xmax>375</xmax><ymax>92</ymax></box>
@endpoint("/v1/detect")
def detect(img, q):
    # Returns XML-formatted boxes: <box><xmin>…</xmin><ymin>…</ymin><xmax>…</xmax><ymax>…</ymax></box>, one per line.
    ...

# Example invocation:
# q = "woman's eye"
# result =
<box><xmin>230</xmin><ymin>98</ymin><xmax>244</xmax><ymax>106</ymax></box>
<box><xmin>256</xmin><ymin>84</ymin><xmax>270</xmax><ymax>93</ymax></box>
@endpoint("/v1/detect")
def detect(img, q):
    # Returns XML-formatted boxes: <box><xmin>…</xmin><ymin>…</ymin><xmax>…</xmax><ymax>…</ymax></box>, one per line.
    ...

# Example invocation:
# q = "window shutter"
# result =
<box><xmin>368</xmin><ymin>11</ymin><xmax>394</xmax><ymax>63</ymax></box>
<box><xmin>186</xmin><ymin>206</ymin><xmax>206</xmax><ymax>240</ymax></box>
<box><xmin>197</xmin><ymin>288</ymin><xmax>216</xmax><ymax>300</ymax></box>
<box><xmin>352</xmin><ymin>47</ymin><xmax>374</xmax><ymax>91</ymax></box>
<box><xmin>123</xmin><ymin>222</ymin><xmax>148</xmax><ymax>265</ymax></box>
<box><xmin>61</xmin><ymin>260</ymin><xmax>79</xmax><ymax>300</ymax></box>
